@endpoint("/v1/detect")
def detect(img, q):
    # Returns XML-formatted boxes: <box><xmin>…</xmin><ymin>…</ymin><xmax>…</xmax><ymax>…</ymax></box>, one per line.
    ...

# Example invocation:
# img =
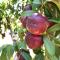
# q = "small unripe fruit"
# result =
<box><xmin>25</xmin><ymin>32</ymin><xmax>43</xmax><ymax>49</ymax></box>
<box><xmin>26</xmin><ymin>13</ymin><xmax>49</xmax><ymax>35</ymax></box>
<box><xmin>24</xmin><ymin>4</ymin><xmax>32</xmax><ymax>11</ymax></box>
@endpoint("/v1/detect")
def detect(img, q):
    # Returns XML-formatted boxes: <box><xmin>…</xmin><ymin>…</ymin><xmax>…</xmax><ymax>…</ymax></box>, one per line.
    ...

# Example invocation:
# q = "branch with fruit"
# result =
<box><xmin>0</xmin><ymin>0</ymin><xmax>60</xmax><ymax>60</ymax></box>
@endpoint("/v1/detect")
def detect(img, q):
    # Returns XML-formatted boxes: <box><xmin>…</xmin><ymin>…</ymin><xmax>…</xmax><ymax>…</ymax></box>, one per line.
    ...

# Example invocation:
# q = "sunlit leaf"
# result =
<box><xmin>50</xmin><ymin>55</ymin><xmax>58</xmax><ymax>60</ymax></box>
<box><xmin>59</xmin><ymin>56</ymin><xmax>60</xmax><ymax>60</ymax></box>
<box><xmin>33</xmin><ymin>0</ymin><xmax>46</xmax><ymax>4</ymax></box>
<box><xmin>32</xmin><ymin>3</ymin><xmax>40</xmax><ymax>11</ymax></box>
<box><xmin>0</xmin><ymin>47</ymin><xmax>2</xmax><ymax>53</ymax></box>
<box><xmin>13</xmin><ymin>41</ymin><xmax>19</xmax><ymax>51</ymax></box>
<box><xmin>0</xmin><ymin>45</ymin><xmax>7</xmax><ymax>53</ymax></box>
<box><xmin>17</xmin><ymin>40</ymin><xmax>27</xmax><ymax>49</ymax></box>
<box><xmin>34</xmin><ymin>53</ymin><xmax>44</xmax><ymax>60</ymax></box>
<box><xmin>6</xmin><ymin>45</ymin><xmax>14</xmax><ymax>59</ymax></box>
<box><xmin>32</xmin><ymin>0</ymin><xmax>46</xmax><ymax>11</ymax></box>
<box><xmin>22</xmin><ymin>50</ymin><xmax>32</xmax><ymax>60</ymax></box>
<box><xmin>33</xmin><ymin>0</ymin><xmax>41</xmax><ymax>4</ymax></box>
<box><xmin>0</xmin><ymin>45</ymin><xmax>14</xmax><ymax>60</ymax></box>
<box><xmin>44</xmin><ymin>1</ymin><xmax>60</xmax><ymax>18</ymax></box>
<box><xmin>11</xmin><ymin>0</ymin><xmax>17</xmax><ymax>4</ymax></box>
<box><xmin>47</xmin><ymin>24</ymin><xmax>60</xmax><ymax>33</ymax></box>
<box><xmin>44</xmin><ymin>6</ymin><xmax>52</xmax><ymax>18</ymax></box>
<box><xmin>0</xmin><ymin>46</ymin><xmax>7</xmax><ymax>60</ymax></box>
<box><xmin>51</xmin><ymin>36</ymin><xmax>60</xmax><ymax>44</ymax></box>
<box><xmin>52</xmin><ymin>0</ymin><xmax>60</xmax><ymax>10</ymax></box>
<box><xmin>43</xmin><ymin>36</ymin><xmax>55</xmax><ymax>56</ymax></box>
<box><xmin>49</xmin><ymin>18</ymin><xmax>60</xmax><ymax>23</ymax></box>
<box><xmin>21</xmin><ymin>10</ymin><xmax>34</xmax><ymax>16</ymax></box>
<box><xmin>0</xmin><ymin>9</ymin><xmax>4</xmax><ymax>18</ymax></box>
<box><xmin>33</xmin><ymin>48</ymin><xmax>43</xmax><ymax>54</ymax></box>
<box><xmin>0</xmin><ymin>2</ymin><xmax>6</xmax><ymax>10</ymax></box>
<box><xmin>55</xmin><ymin>46</ymin><xmax>60</xmax><ymax>58</ymax></box>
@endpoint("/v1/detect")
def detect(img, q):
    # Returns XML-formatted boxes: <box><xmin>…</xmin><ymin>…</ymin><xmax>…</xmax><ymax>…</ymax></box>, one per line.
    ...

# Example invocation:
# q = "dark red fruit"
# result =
<box><xmin>20</xmin><ymin>4</ymin><xmax>32</xmax><ymax>27</ymax></box>
<box><xmin>14</xmin><ymin>49</ymin><xmax>30</xmax><ymax>60</ymax></box>
<box><xmin>25</xmin><ymin>32</ymin><xmax>43</xmax><ymax>49</ymax></box>
<box><xmin>17</xmin><ymin>52</ymin><xmax>25</xmax><ymax>60</ymax></box>
<box><xmin>24</xmin><ymin>4</ymin><xmax>32</xmax><ymax>11</ymax></box>
<box><xmin>14</xmin><ymin>52</ymin><xmax>25</xmax><ymax>60</ymax></box>
<box><xmin>26</xmin><ymin>13</ymin><xmax>49</xmax><ymax>35</ymax></box>
<box><xmin>20</xmin><ymin>16</ymin><xmax>27</xmax><ymax>27</ymax></box>
<box><xmin>42</xmin><ymin>16</ymin><xmax>55</xmax><ymax>28</ymax></box>
<box><xmin>48</xmin><ymin>21</ymin><xmax>55</xmax><ymax>28</ymax></box>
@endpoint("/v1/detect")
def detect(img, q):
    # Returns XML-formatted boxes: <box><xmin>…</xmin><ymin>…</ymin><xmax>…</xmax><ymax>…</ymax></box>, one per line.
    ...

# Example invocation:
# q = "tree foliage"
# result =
<box><xmin>0</xmin><ymin>0</ymin><xmax>60</xmax><ymax>60</ymax></box>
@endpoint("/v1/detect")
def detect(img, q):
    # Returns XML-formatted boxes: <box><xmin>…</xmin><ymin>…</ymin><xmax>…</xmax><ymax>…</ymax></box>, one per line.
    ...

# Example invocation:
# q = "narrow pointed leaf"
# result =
<box><xmin>22</xmin><ymin>51</ymin><xmax>32</xmax><ymax>60</ymax></box>
<box><xmin>50</xmin><ymin>56</ymin><xmax>58</xmax><ymax>60</ymax></box>
<box><xmin>21</xmin><ymin>10</ymin><xmax>34</xmax><ymax>16</ymax></box>
<box><xmin>43</xmin><ymin>36</ymin><xmax>55</xmax><ymax>56</ymax></box>
<box><xmin>34</xmin><ymin>53</ymin><xmax>44</xmax><ymax>60</ymax></box>
<box><xmin>49</xmin><ymin>18</ymin><xmax>60</xmax><ymax>23</ymax></box>
<box><xmin>47</xmin><ymin>24</ymin><xmax>60</xmax><ymax>33</ymax></box>
<box><xmin>17</xmin><ymin>41</ymin><xmax>26</xmax><ymax>49</ymax></box>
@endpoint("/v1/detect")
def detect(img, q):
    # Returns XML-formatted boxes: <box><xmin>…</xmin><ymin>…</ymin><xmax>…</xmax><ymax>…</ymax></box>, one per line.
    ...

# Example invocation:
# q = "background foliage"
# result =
<box><xmin>0</xmin><ymin>0</ymin><xmax>60</xmax><ymax>60</ymax></box>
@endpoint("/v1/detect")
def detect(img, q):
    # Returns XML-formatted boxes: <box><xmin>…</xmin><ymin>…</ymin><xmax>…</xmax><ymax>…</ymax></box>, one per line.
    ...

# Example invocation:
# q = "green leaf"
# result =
<box><xmin>32</xmin><ymin>0</ymin><xmax>45</xmax><ymax>12</ymax></box>
<box><xmin>32</xmin><ymin>0</ymin><xmax>46</xmax><ymax>11</ymax></box>
<box><xmin>17</xmin><ymin>40</ymin><xmax>26</xmax><ymax>49</ymax></box>
<box><xmin>34</xmin><ymin>53</ymin><xmax>44</xmax><ymax>60</ymax></box>
<box><xmin>49</xmin><ymin>18</ymin><xmax>60</xmax><ymax>23</ymax></box>
<box><xmin>44</xmin><ymin>1</ymin><xmax>60</xmax><ymax>18</ymax></box>
<box><xmin>0</xmin><ymin>47</ymin><xmax>7</xmax><ymax>60</ymax></box>
<box><xmin>11</xmin><ymin>0</ymin><xmax>17</xmax><ymax>4</ymax></box>
<box><xmin>18</xmin><ymin>28</ymin><xmax>25</xmax><ymax>39</ymax></box>
<box><xmin>43</xmin><ymin>36</ymin><xmax>55</xmax><ymax>56</ymax></box>
<box><xmin>0</xmin><ymin>47</ymin><xmax>2</xmax><ymax>53</ymax></box>
<box><xmin>0</xmin><ymin>45</ymin><xmax>7</xmax><ymax>53</ymax></box>
<box><xmin>33</xmin><ymin>0</ymin><xmax>41</xmax><ymax>4</ymax></box>
<box><xmin>21</xmin><ymin>10</ymin><xmax>34</xmax><ymax>16</ymax></box>
<box><xmin>51</xmin><ymin>36</ymin><xmax>60</xmax><ymax>44</ymax></box>
<box><xmin>55</xmin><ymin>46</ymin><xmax>60</xmax><ymax>57</ymax></box>
<box><xmin>59</xmin><ymin>56</ymin><xmax>60</xmax><ymax>60</ymax></box>
<box><xmin>0</xmin><ymin>45</ymin><xmax>14</xmax><ymax>60</ymax></box>
<box><xmin>49</xmin><ymin>35</ymin><xmax>60</xmax><ymax>57</ymax></box>
<box><xmin>32</xmin><ymin>3</ymin><xmax>40</xmax><ymax>11</ymax></box>
<box><xmin>7</xmin><ymin>4</ymin><xmax>14</xmax><ymax>13</ymax></box>
<box><xmin>22</xmin><ymin>51</ymin><xmax>31</xmax><ymax>60</ymax></box>
<box><xmin>44</xmin><ymin>6</ymin><xmax>52</xmax><ymax>18</ymax></box>
<box><xmin>33</xmin><ymin>0</ymin><xmax>46</xmax><ymax>4</ymax></box>
<box><xmin>6</xmin><ymin>45</ymin><xmax>14</xmax><ymax>59</ymax></box>
<box><xmin>55</xmin><ymin>30</ymin><xmax>60</xmax><ymax>37</ymax></box>
<box><xmin>47</xmin><ymin>24</ymin><xmax>60</xmax><ymax>33</ymax></box>
<box><xmin>13</xmin><ymin>42</ymin><xmax>19</xmax><ymax>51</ymax></box>
<box><xmin>55</xmin><ymin>39</ymin><xmax>60</xmax><ymax>44</ymax></box>
<box><xmin>50</xmin><ymin>56</ymin><xmax>58</xmax><ymax>60</ymax></box>
<box><xmin>0</xmin><ymin>9</ymin><xmax>4</xmax><ymax>18</ymax></box>
<box><xmin>0</xmin><ymin>2</ymin><xmax>6</xmax><ymax>10</ymax></box>
<box><xmin>52</xmin><ymin>1</ymin><xmax>60</xmax><ymax>10</ymax></box>
<box><xmin>33</xmin><ymin>48</ymin><xmax>43</xmax><ymax>54</ymax></box>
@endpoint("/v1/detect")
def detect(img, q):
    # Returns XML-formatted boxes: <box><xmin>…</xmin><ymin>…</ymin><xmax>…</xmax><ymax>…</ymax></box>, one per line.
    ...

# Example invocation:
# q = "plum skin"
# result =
<box><xmin>48</xmin><ymin>21</ymin><xmax>55</xmax><ymax>28</ymax></box>
<box><xmin>14</xmin><ymin>52</ymin><xmax>25</xmax><ymax>60</ymax></box>
<box><xmin>20</xmin><ymin>4</ymin><xmax>32</xmax><ymax>27</ymax></box>
<box><xmin>26</xmin><ymin>13</ymin><xmax>49</xmax><ymax>35</ymax></box>
<box><xmin>25</xmin><ymin>32</ymin><xmax>43</xmax><ymax>49</ymax></box>
<box><xmin>20</xmin><ymin>16</ymin><xmax>27</xmax><ymax>27</ymax></box>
